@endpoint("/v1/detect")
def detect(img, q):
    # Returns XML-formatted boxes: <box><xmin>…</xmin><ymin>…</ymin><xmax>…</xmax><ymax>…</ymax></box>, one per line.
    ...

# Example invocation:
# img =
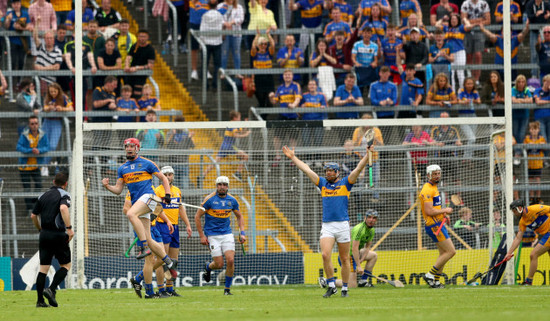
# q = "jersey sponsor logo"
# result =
<box><xmin>433</xmin><ymin>195</ymin><xmax>442</xmax><ymax>207</ymax></box>
<box><xmin>321</xmin><ymin>186</ymin><xmax>350</xmax><ymax>197</ymax></box>
<box><xmin>122</xmin><ymin>171</ymin><xmax>152</xmax><ymax>184</ymax></box>
<box><xmin>527</xmin><ymin>215</ymin><xmax>549</xmax><ymax>230</ymax></box>
<box><xmin>207</xmin><ymin>209</ymin><xmax>232</xmax><ymax>218</ymax></box>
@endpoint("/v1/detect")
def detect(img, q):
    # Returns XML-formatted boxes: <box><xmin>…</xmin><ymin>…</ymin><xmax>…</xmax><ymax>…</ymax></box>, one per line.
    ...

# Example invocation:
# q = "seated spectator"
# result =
<box><xmin>436</xmin><ymin>14</ymin><xmax>472</xmax><ymax>91</ymax></box>
<box><xmin>426</xmin><ymin>73</ymin><xmax>457</xmax><ymax>118</ymax></box>
<box><xmin>93</xmin><ymin>0</ymin><xmax>121</xmax><ymax>35</ymax></box>
<box><xmin>17</xmin><ymin>115</ymin><xmax>49</xmax><ymax>210</ymax></box>
<box><xmin>334</xmin><ymin>73</ymin><xmax>364</xmax><ymax>120</ymax></box>
<box><xmin>402</xmin><ymin>125</ymin><xmax>436</xmax><ymax>175</ymax></box>
<box><xmin>324</xmin><ymin>7</ymin><xmax>351</xmax><ymax>46</ymax></box>
<box><xmin>277</xmin><ymin>35</ymin><xmax>304</xmax><ymax>81</ymax></box>
<box><xmin>360</xmin><ymin>3</ymin><xmax>387</xmax><ymax>45</ymax></box>
<box><xmin>380</xmin><ymin>24</ymin><xmax>404</xmax><ymax>78</ymax></box>
<box><xmin>301</xmin><ymin>79</ymin><xmax>328</xmax><ymax>146</ymax></box>
<box><xmin>398</xmin><ymin>13</ymin><xmax>430</xmax><ymax>43</ymax></box>
<box><xmin>430</xmin><ymin>111</ymin><xmax>461</xmax><ymax>183</ymax></box>
<box><xmin>91</xmin><ymin>76</ymin><xmax>118</xmax><ymax>123</ymax></box>
<box><xmin>117</xmin><ymin>85</ymin><xmax>140</xmax><ymax>123</ymax></box>
<box><xmin>4</xmin><ymin>0</ymin><xmax>30</xmax><ymax>85</ymax></box>
<box><xmin>65</xmin><ymin>0</ymin><xmax>95</xmax><ymax>31</ymax></box>
<box><xmin>15</xmin><ymin>78</ymin><xmax>41</xmax><ymax>135</ymax></box>
<box><xmin>457</xmin><ymin>77</ymin><xmax>481</xmax><ymax>158</ymax></box>
<box><xmin>524</xmin><ymin>121</ymin><xmax>546</xmax><ymax>204</ymax></box>
<box><xmin>512</xmin><ymin>74</ymin><xmax>533</xmax><ymax>145</ymax></box>
<box><xmin>250</xmin><ymin>28</ymin><xmax>275</xmax><ymax>109</ymax></box>
<box><xmin>32</xmin><ymin>18</ymin><xmax>62</xmax><ymax>94</ymax></box>
<box><xmin>125</xmin><ymin>29</ymin><xmax>155</xmax><ymax>99</ymax></box>
<box><xmin>42</xmin><ymin>82</ymin><xmax>73</xmax><ymax>167</ymax></box>
<box><xmin>534</xmin><ymin>74</ymin><xmax>550</xmax><ymax>141</ymax></box>
<box><xmin>28</xmin><ymin>0</ymin><xmax>56</xmax><ymax>56</ymax></box>
<box><xmin>399</xmin><ymin>63</ymin><xmax>424</xmax><ymax>118</ymax></box>
<box><xmin>352</xmin><ymin>27</ymin><xmax>379</xmax><ymax>93</ymax></box>
<box><xmin>200</xmin><ymin>0</ymin><xmax>224</xmax><ymax>90</ymax></box>
<box><xmin>137</xmin><ymin>84</ymin><xmax>162</xmax><ymax>122</ymax></box>
<box><xmin>310</xmin><ymin>38</ymin><xmax>336</xmax><ymax>68</ymax></box>
<box><xmin>453</xmin><ymin>207</ymin><xmax>481</xmax><ymax>249</ymax></box>
<box><xmin>537</xmin><ymin>25</ymin><xmax>550</xmax><ymax>81</ymax></box>
<box><xmin>326</xmin><ymin>0</ymin><xmax>354</xmax><ymax>26</ymax></box>
<box><xmin>399</xmin><ymin>0</ymin><xmax>422</xmax><ymax>28</ymax></box>
<box><xmin>369</xmin><ymin>66</ymin><xmax>397</xmax><ymax>118</ymax></box>
<box><xmin>402</xmin><ymin>27</ymin><xmax>428</xmax><ymax>83</ymax></box>
<box><xmin>480</xmin><ymin>70</ymin><xmax>505</xmax><ymax>116</ymax></box>
<box><xmin>328</xmin><ymin>28</ymin><xmax>358</xmax><ymax>86</ymax></box>
<box><xmin>429</xmin><ymin>29</ymin><xmax>453</xmax><ymax>81</ymax></box>
<box><xmin>136</xmin><ymin>110</ymin><xmax>165</xmax><ymax>161</ymax></box>
<box><xmin>430</xmin><ymin>0</ymin><xmax>458</xmax><ymax>27</ymax></box>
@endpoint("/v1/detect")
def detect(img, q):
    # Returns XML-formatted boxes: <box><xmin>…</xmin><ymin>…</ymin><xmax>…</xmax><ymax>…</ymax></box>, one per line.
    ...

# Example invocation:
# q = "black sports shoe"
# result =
<box><xmin>43</xmin><ymin>288</ymin><xmax>58</xmax><ymax>307</ymax></box>
<box><xmin>521</xmin><ymin>281</ymin><xmax>532</xmax><ymax>286</ymax></box>
<box><xmin>224</xmin><ymin>289</ymin><xmax>233</xmax><ymax>295</ymax></box>
<box><xmin>158</xmin><ymin>291</ymin><xmax>171</xmax><ymax>298</ymax></box>
<box><xmin>203</xmin><ymin>262</ymin><xmax>211</xmax><ymax>282</ymax></box>
<box><xmin>168</xmin><ymin>290</ymin><xmax>181</xmax><ymax>297</ymax></box>
<box><xmin>423</xmin><ymin>273</ymin><xmax>435</xmax><ymax>287</ymax></box>
<box><xmin>358</xmin><ymin>279</ymin><xmax>374</xmax><ymax>288</ymax></box>
<box><xmin>130</xmin><ymin>277</ymin><xmax>142</xmax><ymax>298</ymax></box>
<box><xmin>323</xmin><ymin>286</ymin><xmax>337</xmax><ymax>298</ymax></box>
<box><xmin>341</xmin><ymin>290</ymin><xmax>349</xmax><ymax>297</ymax></box>
<box><xmin>36</xmin><ymin>301</ymin><xmax>50</xmax><ymax>308</ymax></box>
<box><xmin>136</xmin><ymin>247</ymin><xmax>152</xmax><ymax>260</ymax></box>
<box><xmin>144</xmin><ymin>293</ymin><xmax>161</xmax><ymax>299</ymax></box>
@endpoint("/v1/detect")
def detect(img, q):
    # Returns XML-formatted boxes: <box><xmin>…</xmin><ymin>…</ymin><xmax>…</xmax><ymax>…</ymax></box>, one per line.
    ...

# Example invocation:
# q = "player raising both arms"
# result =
<box><xmin>195</xmin><ymin>176</ymin><xmax>246</xmax><ymax>295</ymax></box>
<box><xmin>102</xmin><ymin>138</ymin><xmax>178</xmax><ymax>280</ymax></box>
<box><xmin>154</xmin><ymin>166</ymin><xmax>193</xmax><ymax>296</ymax></box>
<box><xmin>421</xmin><ymin>164</ymin><xmax>455</xmax><ymax>288</ymax></box>
<box><xmin>283</xmin><ymin>144</ymin><xmax>372</xmax><ymax>298</ymax></box>
<box><xmin>506</xmin><ymin>199</ymin><xmax>550</xmax><ymax>285</ymax></box>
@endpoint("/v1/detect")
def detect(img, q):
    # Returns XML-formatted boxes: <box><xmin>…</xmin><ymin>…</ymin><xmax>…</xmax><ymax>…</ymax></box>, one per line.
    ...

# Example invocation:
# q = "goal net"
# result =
<box><xmin>72</xmin><ymin>116</ymin><xmax>513</xmax><ymax>289</ymax></box>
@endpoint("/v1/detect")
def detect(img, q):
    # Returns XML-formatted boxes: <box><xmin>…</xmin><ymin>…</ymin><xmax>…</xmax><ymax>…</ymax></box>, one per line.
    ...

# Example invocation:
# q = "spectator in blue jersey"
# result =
<box><xmin>457</xmin><ymin>77</ymin><xmax>480</xmax><ymax>158</ymax></box>
<box><xmin>65</xmin><ymin>0</ymin><xmax>95</xmax><ymax>31</ymax></box>
<box><xmin>380</xmin><ymin>24</ymin><xmax>404</xmax><ymax>83</ymax></box>
<box><xmin>352</xmin><ymin>27</ymin><xmax>379</xmax><ymax>93</ymax></box>
<box><xmin>494</xmin><ymin>0</ymin><xmax>522</xmax><ymax>27</ymax></box>
<box><xmin>199</xmin><ymin>111</ymin><xmax>251</xmax><ymax>186</ymax></box>
<box><xmin>116</xmin><ymin>85</ymin><xmax>139</xmax><ymax>123</ymax></box>
<box><xmin>428</xmin><ymin>29</ymin><xmax>454</xmax><ymax>81</ymax></box>
<box><xmin>534</xmin><ymin>74</ymin><xmax>550</xmax><ymax>141</ymax></box>
<box><xmin>288</xmin><ymin>0</ymin><xmax>324</xmax><ymax>52</ymax></box>
<box><xmin>310</xmin><ymin>38</ymin><xmax>337</xmax><ymax>68</ymax></box>
<box><xmin>398</xmin><ymin>63</ymin><xmax>424</xmax><ymax>118</ymax></box>
<box><xmin>282</xmin><ymin>143</ymin><xmax>373</xmax><ymax>298</ymax></box>
<box><xmin>359</xmin><ymin>3</ymin><xmax>387</xmax><ymax>45</ymax></box>
<box><xmin>277</xmin><ymin>35</ymin><xmax>304</xmax><ymax>81</ymax></box>
<box><xmin>357</xmin><ymin>0</ymin><xmax>392</xmax><ymax>25</ymax></box>
<box><xmin>369</xmin><ymin>66</ymin><xmax>398</xmax><ymax>119</ymax></box>
<box><xmin>189</xmin><ymin>0</ymin><xmax>210</xmax><ymax>80</ymax></box>
<box><xmin>301</xmin><ymin>79</ymin><xmax>328</xmax><ymax>147</ymax></box>
<box><xmin>479</xmin><ymin>20</ymin><xmax>529</xmax><ymax>81</ymax></box>
<box><xmin>325</xmin><ymin>0</ymin><xmax>354</xmax><ymax>25</ymax></box>
<box><xmin>426</xmin><ymin>73</ymin><xmax>457</xmax><ymax>118</ymax></box>
<box><xmin>269</xmin><ymin>69</ymin><xmax>301</xmax><ymax>164</ymax></box>
<box><xmin>323</xmin><ymin>7</ymin><xmax>351</xmax><ymax>46</ymax></box>
<box><xmin>333</xmin><ymin>73</ymin><xmax>364</xmax><ymax>143</ymax></box>
<box><xmin>195</xmin><ymin>175</ymin><xmax>246</xmax><ymax>296</ymax></box>
<box><xmin>4</xmin><ymin>0</ymin><xmax>30</xmax><ymax>85</ymax></box>
<box><xmin>537</xmin><ymin>25</ymin><xmax>550</xmax><ymax>81</ymax></box>
<box><xmin>399</xmin><ymin>0</ymin><xmax>422</xmax><ymax>27</ymax></box>
<box><xmin>251</xmin><ymin>28</ymin><xmax>275</xmax><ymax>110</ymax></box>
<box><xmin>102</xmin><ymin>138</ymin><xmax>178</xmax><ymax>278</ymax></box>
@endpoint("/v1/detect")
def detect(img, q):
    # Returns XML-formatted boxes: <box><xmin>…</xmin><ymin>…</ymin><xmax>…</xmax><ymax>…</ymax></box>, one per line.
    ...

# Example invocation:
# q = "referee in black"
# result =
<box><xmin>30</xmin><ymin>172</ymin><xmax>73</xmax><ymax>308</ymax></box>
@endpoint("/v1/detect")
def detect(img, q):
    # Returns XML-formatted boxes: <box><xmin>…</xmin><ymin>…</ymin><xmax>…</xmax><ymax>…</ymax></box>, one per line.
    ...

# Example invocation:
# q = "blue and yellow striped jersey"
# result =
<box><xmin>520</xmin><ymin>205</ymin><xmax>550</xmax><ymax>235</ymax></box>
<box><xmin>118</xmin><ymin>156</ymin><xmax>159</xmax><ymax>204</ymax></box>
<box><xmin>317</xmin><ymin>176</ymin><xmax>353</xmax><ymax>222</ymax></box>
<box><xmin>296</xmin><ymin>0</ymin><xmax>324</xmax><ymax>28</ymax></box>
<box><xmin>201</xmin><ymin>192</ymin><xmax>240</xmax><ymax>236</ymax></box>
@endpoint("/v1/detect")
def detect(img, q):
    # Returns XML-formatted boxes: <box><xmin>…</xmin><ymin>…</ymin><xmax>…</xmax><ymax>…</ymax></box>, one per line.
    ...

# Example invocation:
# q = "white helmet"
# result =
<box><xmin>426</xmin><ymin>164</ymin><xmax>442</xmax><ymax>178</ymax></box>
<box><xmin>215</xmin><ymin>176</ymin><xmax>230</xmax><ymax>185</ymax></box>
<box><xmin>161</xmin><ymin>166</ymin><xmax>175</xmax><ymax>175</ymax></box>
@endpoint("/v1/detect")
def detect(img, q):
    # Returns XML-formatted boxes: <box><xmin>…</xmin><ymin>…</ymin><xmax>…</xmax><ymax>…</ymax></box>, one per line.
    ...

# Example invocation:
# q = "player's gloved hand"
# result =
<box><xmin>163</xmin><ymin>193</ymin><xmax>171</xmax><ymax>204</ymax></box>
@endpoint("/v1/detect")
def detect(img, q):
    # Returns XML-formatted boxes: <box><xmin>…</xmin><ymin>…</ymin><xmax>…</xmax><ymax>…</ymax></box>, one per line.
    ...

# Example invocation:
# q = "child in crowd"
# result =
<box><xmin>116</xmin><ymin>85</ymin><xmax>139</xmax><ymax>123</ymax></box>
<box><xmin>137</xmin><ymin>84</ymin><xmax>161</xmax><ymax>122</ymax></box>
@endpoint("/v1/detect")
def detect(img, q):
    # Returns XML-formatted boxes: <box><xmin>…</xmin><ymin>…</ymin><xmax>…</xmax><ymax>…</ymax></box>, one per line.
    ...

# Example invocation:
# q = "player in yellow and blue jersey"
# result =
<box><xmin>283</xmin><ymin>143</ymin><xmax>373</xmax><ymax>298</ymax></box>
<box><xmin>102</xmin><ymin>138</ymin><xmax>178</xmax><ymax>281</ymax></box>
<box><xmin>154</xmin><ymin>166</ymin><xmax>193</xmax><ymax>297</ymax></box>
<box><xmin>195</xmin><ymin>176</ymin><xmax>246</xmax><ymax>295</ymax></box>
<box><xmin>420</xmin><ymin>164</ymin><xmax>455</xmax><ymax>288</ymax></box>
<box><xmin>507</xmin><ymin>200</ymin><xmax>550</xmax><ymax>285</ymax></box>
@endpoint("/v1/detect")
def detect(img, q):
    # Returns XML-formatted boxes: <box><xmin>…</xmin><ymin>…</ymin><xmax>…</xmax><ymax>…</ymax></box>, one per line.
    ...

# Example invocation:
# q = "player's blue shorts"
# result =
<box><xmin>135</xmin><ymin>225</ymin><xmax>163</xmax><ymax>247</ymax></box>
<box><xmin>156</xmin><ymin>222</ymin><xmax>180</xmax><ymax>249</ymax></box>
<box><xmin>538</xmin><ymin>232</ymin><xmax>550</xmax><ymax>247</ymax></box>
<box><xmin>338</xmin><ymin>255</ymin><xmax>357</xmax><ymax>272</ymax></box>
<box><xmin>425</xmin><ymin>222</ymin><xmax>450</xmax><ymax>243</ymax></box>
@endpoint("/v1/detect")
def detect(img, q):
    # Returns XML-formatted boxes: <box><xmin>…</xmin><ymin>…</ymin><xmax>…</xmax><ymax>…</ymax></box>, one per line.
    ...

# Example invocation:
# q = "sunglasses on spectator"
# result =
<box><xmin>545</xmin><ymin>31</ymin><xmax>550</xmax><ymax>34</ymax></box>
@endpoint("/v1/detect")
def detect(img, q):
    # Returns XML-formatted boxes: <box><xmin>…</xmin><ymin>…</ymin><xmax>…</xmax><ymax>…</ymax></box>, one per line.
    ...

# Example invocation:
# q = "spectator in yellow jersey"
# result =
<box><xmin>420</xmin><ymin>165</ymin><xmax>455</xmax><ymax>288</ymax></box>
<box><xmin>112</xmin><ymin>19</ymin><xmax>137</xmax><ymax>68</ymax></box>
<box><xmin>507</xmin><ymin>199</ymin><xmax>550</xmax><ymax>285</ymax></box>
<box><xmin>524</xmin><ymin>121</ymin><xmax>546</xmax><ymax>204</ymax></box>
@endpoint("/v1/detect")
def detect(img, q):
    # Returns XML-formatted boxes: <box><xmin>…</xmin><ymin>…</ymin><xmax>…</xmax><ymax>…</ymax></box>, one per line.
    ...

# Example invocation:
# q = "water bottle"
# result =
<box><xmin>469</xmin><ymin>98</ymin><xmax>474</xmax><ymax>111</ymax></box>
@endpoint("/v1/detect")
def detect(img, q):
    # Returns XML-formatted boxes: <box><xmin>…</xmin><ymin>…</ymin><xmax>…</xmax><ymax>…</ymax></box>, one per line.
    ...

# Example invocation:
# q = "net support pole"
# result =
<box><xmin>74</xmin><ymin>0</ymin><xmax>85</xmax><ymax>289</ymax></box>
<box><xmin>503</xmin><ymin>0</ymin><xmax>515</xmax><ymax>285</ymax></box>
<box><xmin>488</xmin><ymin>140</ymin><xmax>495</xmax><ymax>263</ymax></box>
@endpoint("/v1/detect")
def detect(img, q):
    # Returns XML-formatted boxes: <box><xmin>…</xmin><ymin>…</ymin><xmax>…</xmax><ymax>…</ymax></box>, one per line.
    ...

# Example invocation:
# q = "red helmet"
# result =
<box><xmin>123</xmin><ymin>138</ymin><xmax>140</xmax><ymax>151</ymax></box>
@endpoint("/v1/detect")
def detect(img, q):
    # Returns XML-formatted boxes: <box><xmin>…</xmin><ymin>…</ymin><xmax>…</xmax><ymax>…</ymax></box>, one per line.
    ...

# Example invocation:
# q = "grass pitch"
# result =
<box><xmin>0</xmin><ymin>285</ymin><xmax>546</xmax><ymax>321</ymax></box>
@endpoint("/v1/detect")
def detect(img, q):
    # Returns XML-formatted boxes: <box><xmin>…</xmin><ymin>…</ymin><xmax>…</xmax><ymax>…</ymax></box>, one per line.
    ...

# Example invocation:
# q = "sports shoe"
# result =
<box><xmin>144</xmin><ymin>293</ymin><xmax>161</xmax><ymax>299</ymax></box>
<box><xmin>168</xmin><ymin>290</ymin><xmax>181</xmax><ymax>297</ymax></box>
<box><xmin>43</xmin><ymin>288</ymin><xmax>58</xmax><ymax>307</ymax></box>
<box><xmin>36</xmin><ymin>301</ymin><xmax>50</xmax><ymax>308</ymax></box>
<box><xmin>41</xmin><ymin>167</ymin><xmax>49</xmax><ymax>177</ymax></box>
<box><xmin>323</xmin><ymin>286</ymin><xmax>337</xmax><ymax>298</ymax></box>
<box><xmin>191</xmin><ymin>70</ymin><xmax>199</xmax><ymax>80</ymax></box>
<box><xmin>358</xmin><ymin>279</ymin><xmax>374</xmax><ymax>288</ymax></box>
<box><xmin>318</xmin><ymin>277</ymin><xmax>327</xmax><ymax>288</ymax></box>
<box><xmin>158</xmin><ymin>291</ymin><xmax>171</xmax><ymax>298</ymax></box>
<box><xmin>136</xmin><ymin>247</ymin><xmax>152</xmax><ymax>259</ymax></box>
<box><xmin>203</xmin><ymin>262</ymin><xmax>212</xmax><ymax>282</ymax></box>
<box><xmin>232</xmin><ymin>171</ymin><xmax>243</xmax><ymax>182</ymax></box>
<box><xmin>341</xmin><ymin>290</ymin><xmax>349</xmax><ymax>297</ymax></box>
<box><xmin>224</xmin><ymin>289</ymin><xmax>233</xmax><ymax>295</ymax></box>
<box><xmin>423</xmin><ymin>273</ymin><xmax>435</xmax><ymax>287</ymax></box>
<box><xmin>207</xmin><ymin>71</ymin><xmax>213</xmax><ymax>79</ymax></box>
<box><xmin>433</xmin><ymin>281</ymin><xmax>445</xmax><ymax>288</ymax></box>
<box><xmin>521</xmin><ymin>281</ymin><xmax>532</xmax><ymax>286</ymax></box>
<box><xmin>167</xmin><ymin>264</ymin><xmax>178</xmax><ymax>281</ymax></box>
<box><xmin>130</xmin><ymin>277</ymin><xmax>142</xmax><ymax>298</ymax></box>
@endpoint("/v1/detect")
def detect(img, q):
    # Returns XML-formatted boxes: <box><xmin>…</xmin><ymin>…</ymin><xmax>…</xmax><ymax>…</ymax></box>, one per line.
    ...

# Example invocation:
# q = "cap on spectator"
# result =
<box><xmin>411</xmin><ymin>27</ymin><xmax>420</xmax><ymax>33</ymax></box>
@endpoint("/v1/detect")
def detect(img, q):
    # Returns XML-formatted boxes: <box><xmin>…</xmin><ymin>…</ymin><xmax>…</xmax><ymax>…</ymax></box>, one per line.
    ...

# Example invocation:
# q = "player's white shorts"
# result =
<box><xmin>320</xmin><ymin>221</ymin><xmax>351</xmax><ymax>243</ymax></box>
<box><xmin>207</xmin><ymin>234</ymin><xmax>235</xmax><ymax>257</ymax></box>
<box><xmin>135</xmin><ymin>193</ymin><xmax>157</xmax><ymax>220</ymax></box>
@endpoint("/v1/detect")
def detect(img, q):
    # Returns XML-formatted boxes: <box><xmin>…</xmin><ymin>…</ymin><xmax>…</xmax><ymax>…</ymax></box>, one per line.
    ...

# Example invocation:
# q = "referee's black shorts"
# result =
<box><xmin>39</xmin><ymin>230</ymin><xmax>71</xmax><ymax>266</ymax></box>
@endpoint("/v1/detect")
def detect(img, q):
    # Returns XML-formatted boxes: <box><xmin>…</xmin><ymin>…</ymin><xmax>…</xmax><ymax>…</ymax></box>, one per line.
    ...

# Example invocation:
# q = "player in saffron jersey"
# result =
<box><xmin>195</xmin><ymin>176</ymin><xmax>246</xmax><ymax>295</ymax></box>
<box><xmin>283</xmin><ymin>144</ymin><xmax>373</xmax><ymax>298</ymax></box>
<box><xmin>420</xmin><ymin>164</ymin><xmax>455</xmax><ymax>288</ymax></box>
<box><xmin>102</xmin><ymin>138</ymin><xmax>178</xmax><ymax>280</ymax></box>
<box><xmin>506</xmin><ymin>199</ymin><xmax>550</xmax><ymax>285</ymax></box>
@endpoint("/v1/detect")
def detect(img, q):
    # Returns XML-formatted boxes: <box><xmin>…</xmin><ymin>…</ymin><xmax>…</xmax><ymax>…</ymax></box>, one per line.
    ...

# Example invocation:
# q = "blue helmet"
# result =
<box><xmin>365</xmin><ymin>209</ymin><xmax>379</xmax><ymax>218</ymax></box>
<box><xmin>323</xmin><ymin>162</ymin><xmax>340</xmax><ymax>172</ymax></box>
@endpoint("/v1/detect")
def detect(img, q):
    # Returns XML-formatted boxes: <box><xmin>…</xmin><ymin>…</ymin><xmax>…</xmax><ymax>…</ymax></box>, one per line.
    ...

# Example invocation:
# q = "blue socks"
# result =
<box><xmin>225</xmin><ymin>276</ymin><xmax>233</xmax><ymax>289</ymax></box>
<box><xmin>135</xmin><ymin>271</ymin><xmax>144</xmax><ymax>283</ymax></box>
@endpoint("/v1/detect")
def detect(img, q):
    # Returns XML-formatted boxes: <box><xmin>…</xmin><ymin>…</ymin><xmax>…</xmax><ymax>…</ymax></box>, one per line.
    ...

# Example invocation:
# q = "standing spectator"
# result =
<box><xmin>426</xmin><ymin>73</ymin><xmax>457</xmax><ymax>118</ymax></box>
<box><xmin>526</xmin><ymin>0</ymin><xmax>550</xmax><ymax>78</ymax></box>
<box><xmin>429</xmin><ymin>29</ymin><xmax>454</xmax><ymax>81</ymax></box>
<box><xmin>380</xmin><ymin>24</ymin><xmax>404</xmax><ymax>74</ymax></box>
<box><xmin>54</xmin><ymin>25</ymin><xmax>70</xmax><ymax>92</ymax></box>
<box><xmin>84</xmin><ymin>20</ymin><xmax>107</xmax><ymax>89</ymax></box>
<box><xmin>334</xmin><ymin>73</ymin><xmax>364</xmax><ymax>142</ymax></box>
<box><xmin>360</xmin><ymin>3</ymin><xmax>387</xmax><ymax>45</ymax></box>
<box><xmin>93</xmin><ymin>0</ymin><xmax>122</xmax><ymax>33</ymax></box>
<box><xmin>250</xmin><ymin>28</ymin><xmax>275</xmax><ymax>110</ymax></box>
<box><xmin>301</xmin><ymin>79</ymin><xmax>328</xmax><ymax>147</ymax></box>
<box><xmin>512</xmin><ymin>74</ymin><xmax>534</xmax><ymax>145</ymax></box>
<box><xmin>277</xmin><ymin>34</ymin><xmax>304</xmax><ymax>82</ymax></box>
<box><xmin>402</xmin><ymin>27</ymin><xmax>428</xmax><ymax>83</ymax></box>
<box><xmin>399</xmin><ymin>63</ymin><xmax>424</xmax><ymax>118</ymax></box>
<box><xmin>137</xmin><ymin>84</ymin><xmax>162</xmax><ymax>122</ymax></box>
<box><xmin>461</xmin><ymin>0</ymin><xmax>490</xmax><ymax>84</ymax></box>
<box><xmin>399</xmin><ymin>0</ymin><xmax>422</xmax><ymax>27</ymax></box>
<box><xmin>288</xmin><ymin>0</ymin><xmax>324</xmax><ymax>52</ymax></box>
<box><xmin>91</xmin><ymin>76</ymin><xmax>118</xmax><ymax>123</ymax></box>
<box><xmin>17</xmin><ymin>115</ymin><xmax>49</xmax><ymax>211</ymax></box>
<box><xmin>219</xmin><ymin>0</ymin><xmax>244</xmax><ymax>72</ymax></box>
<box><xmin>457</xmin><ymin>77</ymin><xmax>480</xmax><ymax>158</ymax></box>
<box><xmin>436</xmin><ymin>14</ymin><xmax>472</xmax><ymax>91</ymax></box>
<box><xmin>15</xmin><ymin>78</ymin><xmax>41</xmax><ymax>135</ymax></box>
<box><xmin>369</xmin><ymin>66</ymin><xmax>398</xmax><ymax>119</ymax></box>
<box><xmin>352</xmin><ymin>27</ymin><xmax>379</xmax><ymax>93</ymax></box>
<box><xmin>481</xmin><ymin>70</ymin><xmax>505</xmax><ymax>116</ymax></box>
<box><xmin>328</xmin><ymin>28</ymin><xmax>358</xmax><ymax>86</ymax></box>
<box><xmin>200</xmin><ymin>0</ymin><xmax>224</xmax><ymax>89</ymax></box>
<box><xmin>324</xmin><ymin>7</ymin><xmax>351</xmax><ymax>46</ymax></box>
<box><xmin>325</xmin><ymin>0</ymin><xmax>354</xmax><ymax>25</ymax></box>
<box><xmin>430</xmin><ymin>0</ymin><xmax>459</xmax><ymax>26</ymax></box>
<box><xmin>399</xmin><ymin>13</ymin><xmax>430</xmax><ymax>43</ymax></box>
<box><xmin>42</xmin><ymin>82</ymin><xmax>73</xmax><ymax>167</ymax></box>
<box><xmin>125</xmin><ymin>30</ymin><xmax>155</xmax><ymax>99</ymax></box>
<box><xmin>357</xmin><ymin>0</ymin><xmax>392</xmax><ymax>24</ymax></box>
<box><xmin>534</xmin><ymin>74</ymin><xmax>550</xmax><ymax>140</ymax></box>
<box><xmin>537</xmin><ymin>25</ymin><xmax>550</xmax><ymax>81</ymax></box>
<box><xmin>112</xmin><ymin>19</ymin><xmax>136</xmax><ymax>68</ymax></box>
<box><xmin>50</xmin><ymin>0</ymin><xmax>71</xmax><ymax>26</ymax></box>
<box><xmin>63</xmin><ymin>35</ymin><xmax>96</xmax><ymax>108</ymax></box>
<box><xmin>402</xmin><ymin>125</ymin><xmax>436</xmax><ymax>174</ymax></box>
<box><xmin>494</xmin><ymin>0</ymin><xmax>522</xmax><ymax>28</ymax></box>
<box><xmin>189</xmin><ymin>0</ymin><xmax>210</xmax><ymax>80</ymax></box>
<box><xmin>247</xmin><ymin>0</ymin><xmax>277</xmax><ymax>50</ymax></box>
<box><xmin>116</xmin><ymin>85</ymin><xmax>140</xmax><ymax>123</ymax></box>
<box><xmin>28</xmin><ymin>0</ymin><xmax>56</xmax><ymax>32</ymax></box>
<box><xmin>54</xmin><ymin>25</ymin><xmax>68</xmax><ymax>52</ymax></box>
<box><xmin>524</xmin><ymin>121</ymin><xmax>546</xmax><ymax>203</ymax></box>
<box><xmin>4</xmin><ymin>0</ymin><xmax>30</xmax><ymax>86</ymax></box>
<box><xmin>32</xmin><ymin>19</ymin><xmax>62</xmax><ymax>93</ymax></box>
<box><xmin>430</xmin><ymin>111</ymin><xmax>462</xmax><ymax>184</ymax></box>
<box><xmin>65</xmin><ymin>0</ymin><xmax>95</xmax><ymax>31</ymax></box>
<box><xmin>97</xmin><ymin>38</ymin><xmax>122</xmax><ymax>71</ymax></box>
